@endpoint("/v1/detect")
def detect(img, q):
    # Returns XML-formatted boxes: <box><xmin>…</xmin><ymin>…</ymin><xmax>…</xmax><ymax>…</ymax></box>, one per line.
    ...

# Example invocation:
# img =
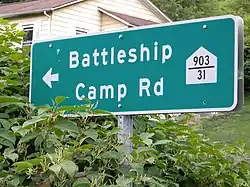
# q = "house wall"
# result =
<box><xmin>101</xmin><ymin>13</ymin><xmax>128</xmax><ymax>32</ymax></box>
<box><xmin>50</xmin><ymin>1</ymin><xmax>101</xmax><ymax>38</ymax></box>
<box><xmin>98</xmin><ymin>0</ymin><xmax>163</xmax><ymax>23</ymax></box>
<box><xmin>50</xmin><ymin>0</ymin><xmax>163</xmax><ymax>37</ymax></box>
<box><xmin>6</xmin><ymin>0</ymin><xmax>165</xmax><ymax>41</ymax></box>
<box><xmin>9</xmin><ymin>14</ymin><xmax>50</xmax><ymax>41</ymax></box>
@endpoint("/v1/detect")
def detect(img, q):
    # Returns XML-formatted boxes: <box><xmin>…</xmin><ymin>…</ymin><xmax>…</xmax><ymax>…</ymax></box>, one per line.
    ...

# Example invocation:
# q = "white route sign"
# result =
<box><xmin>186</xmin><ymin>46</ymin><xmax>217</xmax><ymax>85</ymax></box>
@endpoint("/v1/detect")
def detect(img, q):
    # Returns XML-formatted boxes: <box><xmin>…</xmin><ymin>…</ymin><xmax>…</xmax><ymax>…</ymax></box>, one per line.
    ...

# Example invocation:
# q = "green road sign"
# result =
<box><xmin>30</xmin><ymin>15</ymin><xmax>244</xmax><ymax>115</ymax></box>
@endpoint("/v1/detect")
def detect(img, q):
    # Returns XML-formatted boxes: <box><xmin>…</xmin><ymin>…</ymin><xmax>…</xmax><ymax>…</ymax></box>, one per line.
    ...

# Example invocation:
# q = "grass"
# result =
<box><xmin>200</xmin><ymin>93</ymin><xmax>250</xmax><ymax>149</ymax></box>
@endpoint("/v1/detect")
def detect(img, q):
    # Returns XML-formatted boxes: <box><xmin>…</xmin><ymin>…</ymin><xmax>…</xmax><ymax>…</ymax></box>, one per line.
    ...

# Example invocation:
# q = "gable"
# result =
<box><xmin>95</xmin><ymin>0</ymin><xmax>164</xmax><ymax>23</ymax></box>
<box><xmin>49</xmin><ymin>0</ymin><xmax>167</xmax><ymax>38</ymax></box>
<box><xmin>0</xmin><ymin>0</ymin><xmax>170</xmax><ymax>23</ymax></box>
<box><xmin>99</xmin><ymin>8</ymin><xmax>157</xmax><ymax>27</ymax></box>
<box><xmin>101</xmin><ymin>12</ymin><xmax>128</xmax><ymax>32</ymax></box>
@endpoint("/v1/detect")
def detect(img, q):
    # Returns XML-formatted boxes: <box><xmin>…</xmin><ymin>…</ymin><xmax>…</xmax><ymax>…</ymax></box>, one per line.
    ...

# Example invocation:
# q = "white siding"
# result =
<box><xmin>101</xmin><ymin>13</ymin><xmax>128</xmax><ymax>32</ymax></box>
<box><xmin>51</xmin><ymin>0</ymin><xmax>101</xmax><ymax>37</ymax></box>
<box><xmin>98</xmin><ymin>0</ymin><xmax>163</xmax><ymax>23</ymax></box>
<box><xmin>51</xmin><ymin>0</ymin><xmax>162</xmax><ymax>37</ymax></box>
<box><xmin>9</xmin><ymin>14</ymin><xmax>50</xmax><ymax>41</ymax></box>
<box><xmin>7</xmin><ymin>0</ymin><xmax>164</xmax><ymax>41</ymax></box>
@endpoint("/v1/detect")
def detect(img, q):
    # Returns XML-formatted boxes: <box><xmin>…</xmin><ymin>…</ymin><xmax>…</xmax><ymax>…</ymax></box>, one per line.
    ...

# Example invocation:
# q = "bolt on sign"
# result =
<box><xmin>29</xmin><ymin>15</ymin><xmax>244</xmax><ymax>115</ymax></box>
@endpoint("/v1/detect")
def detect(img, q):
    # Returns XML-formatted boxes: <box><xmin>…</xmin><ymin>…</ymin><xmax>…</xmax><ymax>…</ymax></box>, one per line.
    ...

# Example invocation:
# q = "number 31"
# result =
<box><xmin>198</xmin><ymin>70</ymin><xmax>206</xmax><ymax>80</ymax></box>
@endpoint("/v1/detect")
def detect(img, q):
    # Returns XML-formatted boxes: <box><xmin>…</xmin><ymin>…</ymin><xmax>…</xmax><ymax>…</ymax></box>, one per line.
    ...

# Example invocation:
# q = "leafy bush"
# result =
<box><xmin>0</xmin><ymin>98</ymin><xmax>249</xmax><ymax>187</ymax></box>
<box><xmin>0</xmin><ymin>18</ymin><xmax>30</xmax><ymax>97</ymax></box>
<box><xmin>0</xmin><ymin>17</ymin><xmax>250</xmax><ymax>187</ymax></box>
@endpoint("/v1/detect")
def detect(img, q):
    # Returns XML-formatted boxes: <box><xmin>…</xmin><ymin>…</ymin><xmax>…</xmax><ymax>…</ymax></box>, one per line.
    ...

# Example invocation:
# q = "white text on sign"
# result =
<box><xmin>75</xmin><ymin>77</ymin><xmax>164</xmax><ymax>104</ymax></box>
<box><xmin>69</xmin><ymin>41</ymin><xmax>172</xmax><ymax>68</ymax></box>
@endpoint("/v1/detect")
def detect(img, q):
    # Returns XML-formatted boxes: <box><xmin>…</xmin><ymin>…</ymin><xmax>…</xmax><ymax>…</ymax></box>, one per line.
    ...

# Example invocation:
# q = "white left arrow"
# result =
<box><xmin>42</xmin><ymin>68</ymin><xmax>59</xmax><ymax>88</ymax></box>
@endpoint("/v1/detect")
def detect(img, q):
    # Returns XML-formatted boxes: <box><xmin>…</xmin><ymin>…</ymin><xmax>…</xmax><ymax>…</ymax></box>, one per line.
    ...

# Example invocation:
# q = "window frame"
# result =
<box><xmin>76</xmin><ymin>27</ymin><xmax>88</xmax><ymax>35</ymax></box>
<box><xmin>22</xmin><ymin>23</ymin><xmax>34</xmax><ymax>47</ymax></box>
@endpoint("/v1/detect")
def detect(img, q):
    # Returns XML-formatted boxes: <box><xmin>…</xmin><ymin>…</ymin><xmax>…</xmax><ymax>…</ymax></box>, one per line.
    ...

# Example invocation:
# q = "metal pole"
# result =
<box><xmin>118</xmin><ymin>115</ymin><xmax>133</xmax><ymax>186</ymax></box>
<box><xmin>118</xmin><ymin>115</ymin><xmax>133</xmax><ymax>164</ymax></box>
<box><xmin>118</xmin><ymin>115</ymin><xmax>133</xmax><ymax>155</ymax></box>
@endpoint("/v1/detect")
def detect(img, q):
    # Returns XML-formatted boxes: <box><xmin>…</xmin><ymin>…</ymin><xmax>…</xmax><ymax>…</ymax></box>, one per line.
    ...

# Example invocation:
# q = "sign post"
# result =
<box><xmin>118</xmin><ymin>115</ymin><xmax>133</xmax><ymax>164</ymax></box>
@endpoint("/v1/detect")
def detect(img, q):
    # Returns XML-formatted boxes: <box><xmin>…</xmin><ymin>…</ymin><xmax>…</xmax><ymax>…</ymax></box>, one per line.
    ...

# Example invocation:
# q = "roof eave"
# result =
<box><xmin>0</xmin><ymin>8</ymin><xmax>52</xmax><ymax>18</ymax></box>
<box><xmin>0</xmin><ymin>0</ymin><xmax>84</xmax><ymax>18</ymax></box>
<box><xmin>52</xmin><ymin>0</ymin><xmax>84</xmax><ymax>10</ymax></box>
<box><xmin>98</xmin><ymin>7</ymin><xmax>135</xmax><ymax>27</ymax></box>
<box><xmin>139</xmin><ymin>0</ymin><xmax>172</xmax><ymax>22</ymax></box>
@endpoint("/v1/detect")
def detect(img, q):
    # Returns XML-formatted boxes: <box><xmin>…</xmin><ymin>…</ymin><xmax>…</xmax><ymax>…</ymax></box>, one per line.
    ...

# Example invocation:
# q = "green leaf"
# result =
<box><xmin>116</xmin><ymin>177</ymin><xmax>133</xmax><ymax>186</ymax></box>
<box><xmin>146</xmin><ymin>157</ymin><xmax>155</xmax><ymax>164</ymax></box>
<box><xmin>143</xmin><ymin>138</ymin><xmax>153</xmax><ymax>146</ymax></box>
<box><xmin>11</xmin><ymin>126</ymin><xmax>21</xmax><ymax>133</ymax></box>
<box><xmin>136</xmin><ymin>147</ymin><xmax>156</xmax><ymax>154</ymax></box>
<box><xmin>54</xmin><ymin>120</ymin><xmax>79</xmax><ymax>134</ymax></box>
<box><xmin>101</xmin><ymin>151</ymin><xmax>121</xmax><ymax>160</ymax></box>
<box><xmin>0</xmin><ymin>102</ymin><xmax>27</xmax><ymax>109</ymax></box>
<box><xmin>60</xmin><ymin>160</ymin><xmax>78</xmax><ymax>178</ymax></box>
<box><xmin>4</xmin><ymin>146</ymin><xmax>14</xmax><ymax>154</ymax></box>
<box><xmin>106</xmin><ymin>127</ymin><xmax>120</xmax><ymax>136</ymax></box>
<box><xmin>22</xmin><ymin>117</ymin><xmax>46</xmax><ymax>129</ymax></box>
<box><xmin>116</xmin><ymin>145</ymin><xmax>129</xmax><ymax>154</ymax></box>
<box><xmin>19</xmin><ymin>132</ymin><xmax>39</xmax><ymax>143</ymax></box>
<box><xmin>13</xmin><ymin>161</ymin><xmax>33</xmax><ymax>172</ymax></box>
<box><xmin>57</xmin><ymin>106</ymin><xmax>79</xmax><ymax>112</ymax></box>
<box><xmin>27</xmin><ymin>158</ymin><xmax>42</xmax><ymax>165</ymax></box>
<box><xmin>55</xmin><ymin>96</ymin><xmax>68</xmax><ymax>105</ymax></box>
<box><xmin>0</xmin><ymin>119</ymin><xmax>11</xmax><ymax>130</ymax></box>
<box><xmin>140</xmin><ymin>133</ymin><xmax>154</xmax><ymax>141</ymax></box>
<box><xmin>54</xmin><ymin>128</ymin><xmax>64</xmax><ymax>137</ymax></box>
<box><xmin>7</xmin><ymin>176</ymin><xmax>20</xmax><ymax>187</ymax></box>
<box><xmin>0</xmin><ymin>128</ymin><xmax>15</xmax><ymax>144</ymax></box>
<box><xmin>72</xmin><ymin>178</ymin><xmax>90</xmax><ymax>187</ymax></box>
<box><xmin>79</xmin><ymin>144</ymin><xmax>95</xmax><ymax>151</ymax></box>
<box><xmin>0</xmin><ymin>113</ymin><xmax>9</xmax><ymax>119</ymax></box>
<box><xmin>0</xmin><ymin>137</ymin><xmax>13</xmax><ymax>147</ymax></box>
<box><xmin>130</xmin><ymin>163</ymin><xmax>144</xmax><ymax>175</ymax></box>
<box><xmin>153</xmin><ymin>140</ymin><xmax>173</xmax><ymax>146</ymax></box>
<box><xmin>0</xmin><ymin>96</ymin><xmax>26</xmax><ymax>103</ymax></box>
<box><xmin>49</xmin><ymin>164</ymin><xmax>61</xmax><ymax>177</ymax></box>
<box><xmin>92</xmin><ymin>109</ymin><xmax>113</xmax><ymax>116</ymax></box>
<box><xmin>34</xmin><ymin>135</ymin><xmax>43</xmax><ymax>149</ymax></box>
<box><xmin>81</xmin><ymin>97</ymin><xmax>91</xmax><ymax>104</ymax></box>
<box><xmin>83</xmin><ymin>129</ymin><xmax>98</xmax><ymax>141</ymax></box>
<box><xmin>147</xmin><ymin>166</ymin><xmax>161</xmax><ymax>178</ymax></box>
<box><xmin>6</xmin><ymin>79</ymin><xmax>22</xmax><ymax>86</ymax></box>
<box><xmin>15</xmin><ymin>128</ymin><xmax>29</xmax><ymax>137</ymax></box>
<box><xmin>139</xmin><ymin>133</ymin><xmax>154</xmax><ymax>146</ymax></box>
<box><xmin>5</xmin><ymin>153</ymin><xmax>18</xmax><ymax>162</ymax></box>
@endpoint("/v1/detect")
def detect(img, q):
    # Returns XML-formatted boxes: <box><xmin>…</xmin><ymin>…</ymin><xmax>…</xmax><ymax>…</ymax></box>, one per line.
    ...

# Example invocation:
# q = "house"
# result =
<box><xmin>0</xmin><ymin>0</ymin><xmax>171</xmax><ymax>47</ymax></box>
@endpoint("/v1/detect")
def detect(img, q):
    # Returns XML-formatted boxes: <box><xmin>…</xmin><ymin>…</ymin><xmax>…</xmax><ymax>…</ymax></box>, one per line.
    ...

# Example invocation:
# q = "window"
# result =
<box><xmin>76</xmin><ymin>27</ymin><xmax>87</xmax><ymax>35</ymax></box>
<box><xmin>22</xmin><ymin>24</ymin><xmax>34</xmax><ymax>46</ymax></box>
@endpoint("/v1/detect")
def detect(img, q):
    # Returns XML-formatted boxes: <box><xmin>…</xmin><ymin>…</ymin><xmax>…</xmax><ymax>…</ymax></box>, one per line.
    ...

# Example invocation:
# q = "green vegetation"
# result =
<box><xmin>0</xmin><ymin>18</ymin><xmax>249</xmax><ymax>187</ymax></box>
<box><xmin>200</xmin><ymin>94</ymin><xmax>250</xmax><ymax>149</ymax></box>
